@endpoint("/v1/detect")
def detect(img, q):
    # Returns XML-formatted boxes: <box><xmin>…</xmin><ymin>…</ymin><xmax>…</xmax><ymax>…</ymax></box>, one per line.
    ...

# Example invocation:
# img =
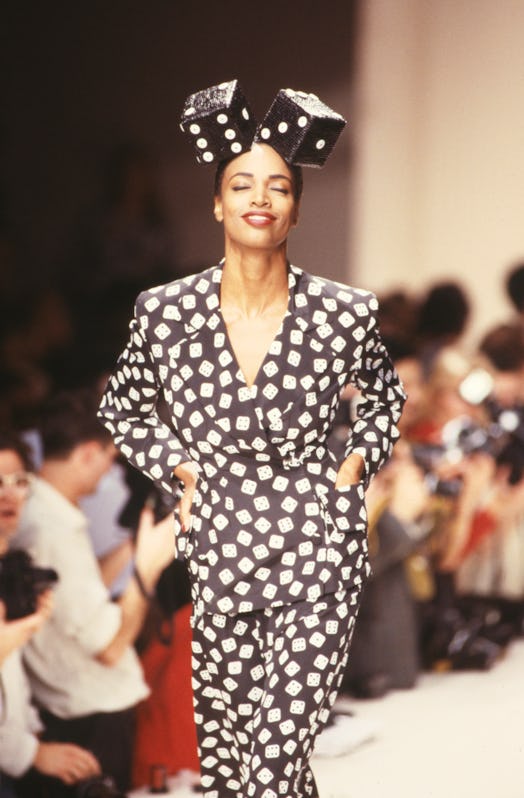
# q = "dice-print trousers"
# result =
<box><xmin>191</xmin><ymin>588</ymin><xmax>362</xmax><ymax>798</ymax></box>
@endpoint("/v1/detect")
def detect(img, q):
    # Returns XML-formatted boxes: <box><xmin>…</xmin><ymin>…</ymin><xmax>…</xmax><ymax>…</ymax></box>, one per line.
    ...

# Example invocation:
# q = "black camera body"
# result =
<box><xmin>485</xmin><ymin>400</ymin><xmax>524</xmax><ymax>484</ymax></box>
<box><xmin>411</xmin><ymin>442</ymin><xmax>463</xmax><ymax>498</ymax></box>
<box><xmin>412</xmin><ymin>402</ymin><xmax>524</xmax><ymax>497</ymax></box>
<box><xmin>0</xmin><ymin>549</ymin><xmax>58</xmax><ymax>620</ymax></box>
<box><xmin>118</xmin><ymin>465</ymin><xmax>177</xmax><ymax>532</ymax></box>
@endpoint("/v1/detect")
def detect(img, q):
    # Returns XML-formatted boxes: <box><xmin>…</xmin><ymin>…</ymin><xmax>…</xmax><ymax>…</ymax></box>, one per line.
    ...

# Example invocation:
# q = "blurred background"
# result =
<box><xmin>2</xmin><ymin>0</ymin><xmax>523</xmax><ymax>363</ymax></box>
<box><xmin>2</xmin><ymin>4</ymin><xmax>524</xmax><ymax>795</ymax></box>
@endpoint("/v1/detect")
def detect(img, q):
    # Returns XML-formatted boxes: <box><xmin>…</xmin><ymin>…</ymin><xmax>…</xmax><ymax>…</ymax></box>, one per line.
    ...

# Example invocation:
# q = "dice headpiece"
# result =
<box><xmin>180</xmin><ymin>80</ymin><xmax>346</xmax><ymax>168</ymax></box>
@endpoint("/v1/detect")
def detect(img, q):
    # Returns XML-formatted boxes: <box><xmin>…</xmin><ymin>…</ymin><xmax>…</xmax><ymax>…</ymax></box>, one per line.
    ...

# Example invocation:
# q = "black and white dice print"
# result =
<box><xmin>180</xmin><ymin>80</ymin><xmax>257</xmax><ymax>165</ymax></box>
<box><xmin>192</xmin><ymin>589</ymin><xmax>361</xmax><ymax>798</ymax></box>
<box><xmin>254</xmin><ymin>88</ymin><xmax>346</xmax><ymax>168</ymax></box>
<box><xmin>98</xmin><ymin>263</ymin><xmax>405</xmax><ymax>615</ymax></box>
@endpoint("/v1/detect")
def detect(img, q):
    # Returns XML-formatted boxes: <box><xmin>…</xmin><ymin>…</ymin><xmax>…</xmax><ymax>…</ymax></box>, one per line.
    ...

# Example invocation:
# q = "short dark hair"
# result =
<box><xmin>416</xmin><ymin>281</ymin><xmax>470</xmax><ymax>339</ymax></box>
<box><xmin>506</xmin><ymin>263</ymin><xmax>524</xmax><ymax>312</ymax></box>
<box><xmin>39</xmin><ymin>389</ymin><xmax>112</xmax><ymax>460</ymax></box>
<box><xmin>213</xmin><ymin>154</ymin><xmax>303</xmax><ymax>203</ymax></box>
<box><xmin>479</xmin><ymin>323</ymin><xmax>524</xmax><ymax>372</ymax></box>
<box><xmin>0</xmin><ymin>430</ymin><xmax>33</xmax><ymax>471</ymax></box>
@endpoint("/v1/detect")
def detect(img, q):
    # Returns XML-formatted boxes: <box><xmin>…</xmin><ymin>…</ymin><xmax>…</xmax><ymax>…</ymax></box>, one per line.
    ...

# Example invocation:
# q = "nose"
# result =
<box><xmin>250</xmin><ymin>183</ymin><xmax>270</xmax><ymax>207</ymax></box>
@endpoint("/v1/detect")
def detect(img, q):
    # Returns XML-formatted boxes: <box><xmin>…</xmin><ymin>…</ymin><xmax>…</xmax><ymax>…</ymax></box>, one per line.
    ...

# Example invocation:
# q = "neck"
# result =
<box><xmin>221</xmin><ymin>246</ymin><xmax>289</xmax><ymax>318</ymax></box>
<box><xmin>39</xmin><ymin>462</ymin><xmax>81</xmax><ymax>506</ymax></box>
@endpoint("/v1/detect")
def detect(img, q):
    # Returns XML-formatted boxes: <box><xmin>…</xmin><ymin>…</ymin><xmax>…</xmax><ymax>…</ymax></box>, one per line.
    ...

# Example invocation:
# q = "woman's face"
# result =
<box><xmin>214</xmin><ymin>143</ymin><xmax>299</xmax><ymax>254</ymax></box>
<box><xmin>0</xmin><ymin>449</ymin><xmax>30</xmax><ymax>550</ymax></box>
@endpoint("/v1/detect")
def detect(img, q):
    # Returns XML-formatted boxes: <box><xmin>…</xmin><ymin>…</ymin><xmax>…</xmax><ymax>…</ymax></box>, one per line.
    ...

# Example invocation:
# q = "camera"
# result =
<box><xmin>459</xmin><ymin>368</ymin><xmax>524</xmax><ymax>484</ymax></box>
<box><xmin>411</xmin><ymin>441</ymin><xmax>463</xmax><ymax>497</ymax></box>
<box><xmin>0</xmin><ymin>549</ymin><xmax>58</xmax><ymax>620</ymax></box>
<box><xmin>118</xmin><ymin>467</ymin><xmax>177</xmax><ymax>533</ymax></box>
<box><xmin>410</xmin><ymin>416</ymin><xmax>492</xmax><ymax>497</ymax></box>
<box><xmin>412</xmin><ymin>368</ymin><xmax>524</xmax><ymax>494</ymax></box>
<box><xmin>75</xmin><ymin>776</ymin><xmax>127</xmax><ymax>798</ymax></box>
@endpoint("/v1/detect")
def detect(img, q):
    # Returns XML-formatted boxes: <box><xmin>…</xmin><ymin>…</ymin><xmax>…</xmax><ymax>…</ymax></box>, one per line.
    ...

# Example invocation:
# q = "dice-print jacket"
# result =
<box><xmin>98</xmin><ymin>263</ymin><xmax>406</xmax><ymax>615</ymax></box>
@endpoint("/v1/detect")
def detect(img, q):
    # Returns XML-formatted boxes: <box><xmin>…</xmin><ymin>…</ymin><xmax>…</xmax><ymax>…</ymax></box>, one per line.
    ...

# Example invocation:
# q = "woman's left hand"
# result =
<box><xmin>335</xmin><ymin>453</ymin><xmax>365</xmax><ymax>489</ymax></box>
<box><xmin>173</xmin><ymin>460</ymin><xmax>200</xmax><ymax>533</ymax></box>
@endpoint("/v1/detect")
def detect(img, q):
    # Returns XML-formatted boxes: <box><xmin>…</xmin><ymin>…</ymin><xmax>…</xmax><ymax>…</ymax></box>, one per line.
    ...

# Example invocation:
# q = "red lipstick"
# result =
<box><xmin>241</xmin><ymin>212</ymin><xmax>276</xmax><ymax>227</ymax></box>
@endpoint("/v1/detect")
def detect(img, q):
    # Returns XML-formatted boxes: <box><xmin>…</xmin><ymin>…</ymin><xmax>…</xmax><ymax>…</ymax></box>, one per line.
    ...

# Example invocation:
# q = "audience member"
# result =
<box><xmin>340</xmin><ymin>340</ymin><xmax>432</xmax><ymax>697</ymax></box>
<box><xmin>405</xmin><ymin>345</ymin><xmax>521</xmax><ymax>668</ymax></box>
<box><xmin>415</xmin><ymin>281</ymin><xmax>471</xmax><ymax>377</ymax></box>
<box><xmin>0</xmin><ymin>430</ymin><xmax>100</xmax><ymax>798</ymax></box>
<box><xmin>455</xmin><ymin>323</ymin><xmax>524</xmax><ymax>632</ymax></box>
<box><xmin>12</xmin><ymin>390</ymin><xmax>176</xmax><ymax>794</ymax></box>
<box><xmin>377</xmin><ymin>289</ymin><xmax>419</xmax><ymax>346</ymax></box>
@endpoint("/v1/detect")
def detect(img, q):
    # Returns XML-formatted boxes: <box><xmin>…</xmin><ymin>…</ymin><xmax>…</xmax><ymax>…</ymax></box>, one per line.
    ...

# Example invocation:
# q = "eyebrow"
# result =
<box><xmin>229</xmin><ymin>171</ymin><xmax>292</xmax><ymax>182</ymax></box>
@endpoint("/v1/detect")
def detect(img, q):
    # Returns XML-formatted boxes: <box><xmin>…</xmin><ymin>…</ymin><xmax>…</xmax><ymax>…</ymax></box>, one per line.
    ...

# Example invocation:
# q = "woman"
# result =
<box><xmin>99</xmin><ymin>82</ymin><xmax>405</xmax><ymax>798</ymax></box>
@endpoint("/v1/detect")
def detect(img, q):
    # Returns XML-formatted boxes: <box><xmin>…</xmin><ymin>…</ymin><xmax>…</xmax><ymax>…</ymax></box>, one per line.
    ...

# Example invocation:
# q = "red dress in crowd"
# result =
<box><xmin>132</xmin><ymin>603</ymin><xmax>200</xmax><ymax>788</ymax></box>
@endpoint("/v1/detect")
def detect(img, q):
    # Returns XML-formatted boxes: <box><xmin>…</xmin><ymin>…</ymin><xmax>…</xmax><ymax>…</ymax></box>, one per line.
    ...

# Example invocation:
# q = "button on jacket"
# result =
<box><xmin>98</xmin><ymin>263</ymin><xmax>406</xmax><ymax>615</ymax></box>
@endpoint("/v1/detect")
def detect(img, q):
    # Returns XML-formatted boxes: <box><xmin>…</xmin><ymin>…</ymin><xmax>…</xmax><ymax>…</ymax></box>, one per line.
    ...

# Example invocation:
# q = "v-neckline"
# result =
<box><xmin>219</xmin><ymin>306</ymin><xmax>291</xmax><ymax>392</ymax></box>
<box><xmin>214</xmin><ymin>261</ymin><xmax>295</xmax><ymax>392</ymax></box>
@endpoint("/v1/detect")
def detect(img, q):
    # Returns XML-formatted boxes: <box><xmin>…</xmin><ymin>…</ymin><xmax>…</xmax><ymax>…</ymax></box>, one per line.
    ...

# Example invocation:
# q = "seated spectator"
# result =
<box><xmin>0</xmin><ymin>430</ymin><xmax>100</xmax><ymax>798</ymax></box>
<box><xmin>415</xmin><ymin>281</ymin><xmax>471</xmax><ymax>377</ymax></box>
<box><xmin>12</xmin><ymin>390</ymin><xmax>176</xmax><ymax>795</ymax></box>
<box><xmin>455</xmin><ymin>323</ymin><xmax>524</xmax><ymax>633</ymax></box>
<box><xmin>406</xmin><ymin>346</ymin><xmax>518</xmax><ymax>669</ymax></box>
<box><xmin>131</xmin><ymin>566</ymin><xmax>199</xmax><ymax>789</ymax></box>
<box><xmin>377</xmin><ymin>289</ymin><xmax>419</xmax><ymax>346</ymax></box>
<box><xmin>340</xmin><ymin>341</ymin><xmax>432</xmax><ymax>696</ymax></box>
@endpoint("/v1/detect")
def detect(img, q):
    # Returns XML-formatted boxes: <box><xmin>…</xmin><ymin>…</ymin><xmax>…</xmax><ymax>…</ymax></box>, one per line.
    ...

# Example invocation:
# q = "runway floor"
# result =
<box><xmin>313</xmin><ymin>639</ymin><xmax>524</xmax><ymax>798</ymax></box>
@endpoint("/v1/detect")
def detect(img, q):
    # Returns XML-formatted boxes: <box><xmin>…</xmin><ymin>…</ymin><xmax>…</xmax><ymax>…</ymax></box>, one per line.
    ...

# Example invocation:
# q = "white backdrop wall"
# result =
<box><xmin>350</xmin><ymin>0</ymin><xmax>524</xmax><ymax>346</ymax></box>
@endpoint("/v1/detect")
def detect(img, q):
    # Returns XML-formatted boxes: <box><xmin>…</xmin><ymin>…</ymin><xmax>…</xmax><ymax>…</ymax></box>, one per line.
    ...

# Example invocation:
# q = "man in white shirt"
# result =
<box><xmin>14</xmin><ymin>390</ymin><xmax>176</xmax><ymax>794</ymax></box>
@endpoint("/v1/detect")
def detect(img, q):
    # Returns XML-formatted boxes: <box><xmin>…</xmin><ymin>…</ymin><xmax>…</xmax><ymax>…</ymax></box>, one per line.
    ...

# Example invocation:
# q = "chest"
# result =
<box><xmin>223</xmin><ymin>312</ymin><xmax>287</xmax><ymax>389</ymax></box>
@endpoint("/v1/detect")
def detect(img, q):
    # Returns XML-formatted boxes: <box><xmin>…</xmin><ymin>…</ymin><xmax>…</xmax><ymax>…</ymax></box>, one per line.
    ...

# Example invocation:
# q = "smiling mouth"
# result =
<box><xmin>242</xmin><ymin>212</ymin><xmax>276</xmax><ymax>226</ymax></box>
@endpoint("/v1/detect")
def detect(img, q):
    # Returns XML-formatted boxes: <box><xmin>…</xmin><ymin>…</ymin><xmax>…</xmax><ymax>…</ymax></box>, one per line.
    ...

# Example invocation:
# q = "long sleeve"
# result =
<box><xmin>98</xmin><ymin>292</ymin><xmax>191</xmax><ymax>495</ymax></box>
<box><xmin>0</xmin><ymin>651</ymin><xmax>41</xmax><ymax>778</ymax></box>
<box><xmin>345</xmin><ymin>295</ymin><xmax>406</xmax><ymax>485</ymax></box>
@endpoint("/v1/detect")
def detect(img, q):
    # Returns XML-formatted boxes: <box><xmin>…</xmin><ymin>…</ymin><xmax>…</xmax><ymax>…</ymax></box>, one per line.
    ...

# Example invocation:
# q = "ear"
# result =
<box><xmin>75</xmin><ymin>440</ymin><xmax>102</xmax><ymax>466</ymax></box>
<box><xmin>291</xmin><ymin>201</ymin><xmax>300</xmax><ymax>228</ymax></box>
<box><xmin>213</xmin><ymin>195</ymin><xmax>223</xmax><ymax>223</ymax></box>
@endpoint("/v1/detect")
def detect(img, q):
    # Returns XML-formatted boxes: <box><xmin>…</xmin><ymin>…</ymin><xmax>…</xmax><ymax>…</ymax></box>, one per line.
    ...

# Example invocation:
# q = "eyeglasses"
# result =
<box><xmin>0</xmin><ymin>472</ymin><xmax>33</xmax><ymax>495</ymax></box>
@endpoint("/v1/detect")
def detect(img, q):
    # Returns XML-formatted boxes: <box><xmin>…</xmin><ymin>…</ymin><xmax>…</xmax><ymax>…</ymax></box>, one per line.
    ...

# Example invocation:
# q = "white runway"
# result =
<box><xmin>313</xmin><ymin>639</ymin><xmax>524</xmax><ymax>798</ymax></box>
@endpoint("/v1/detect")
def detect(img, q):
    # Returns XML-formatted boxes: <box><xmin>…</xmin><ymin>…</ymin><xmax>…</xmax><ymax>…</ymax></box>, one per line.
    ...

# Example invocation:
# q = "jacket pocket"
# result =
<box><xmin>321</xmin><ymin>481</ymin><xmax>368</xmax><ymax>536</ymax></box>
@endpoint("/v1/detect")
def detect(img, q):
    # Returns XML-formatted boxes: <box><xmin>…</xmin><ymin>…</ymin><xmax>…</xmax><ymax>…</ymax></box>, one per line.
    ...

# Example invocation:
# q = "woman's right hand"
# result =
<box><xmin>173</xmin><ymin>461</ymin><xmax>200</xmax><ymax>533</ymax></box>
<box><xmin>0</xmin><ymin>591</ymin><xmax>54</xmax><ymax>666</ymax></box>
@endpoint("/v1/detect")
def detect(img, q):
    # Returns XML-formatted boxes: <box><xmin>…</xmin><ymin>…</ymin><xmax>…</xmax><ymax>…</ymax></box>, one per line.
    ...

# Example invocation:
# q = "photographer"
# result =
<box><xmin>337</xmin><ymin>341</ymin><xmax>433</xmax><ymax>696</ymax></box>
<box><xmin>407</xmin><ymin>345</ymin><xmax>522</xmax><ymax>667</ymax></box>
<box><xmin>11</xmin><ymin>390</ymin><xmax>176</xmax><ymax>795</ymax></box>
<box><xmin>0</xmin><ymin>430</ymin><xmax>100</xmax><ymax>798</ymax></box>
<box><xmin>455</xmin><ymin>324</ymin><xmax>524</xmax><ymax>630</ymax></box>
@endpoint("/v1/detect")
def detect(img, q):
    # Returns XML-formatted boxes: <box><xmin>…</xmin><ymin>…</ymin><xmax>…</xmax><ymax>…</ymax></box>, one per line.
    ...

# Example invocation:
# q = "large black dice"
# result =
<box><xmin>180</xmin><ymin>80</ymin><xmax>256</xmax><ymax>165</ymax></box>
<box><xmin>255</xmin><ymin>89</ymin><xmax>346</xmax><ymax>167</ymax></box>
